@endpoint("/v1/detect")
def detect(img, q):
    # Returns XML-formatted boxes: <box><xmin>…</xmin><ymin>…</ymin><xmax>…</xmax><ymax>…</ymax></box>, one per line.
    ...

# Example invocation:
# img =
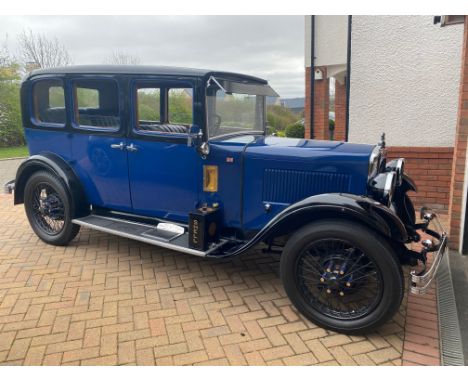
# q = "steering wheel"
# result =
<box><xmin>212</xmin><ymin>114</ymin><xmax>222</xmax><ymax>136</ymax></box>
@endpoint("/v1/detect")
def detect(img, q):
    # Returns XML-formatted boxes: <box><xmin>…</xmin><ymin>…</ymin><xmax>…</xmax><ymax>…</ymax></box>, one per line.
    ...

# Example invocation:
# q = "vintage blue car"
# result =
<box><xmin>13</xmin><ymin>65</ymin><xmax>447</xmax><ymax>333</ymax></box>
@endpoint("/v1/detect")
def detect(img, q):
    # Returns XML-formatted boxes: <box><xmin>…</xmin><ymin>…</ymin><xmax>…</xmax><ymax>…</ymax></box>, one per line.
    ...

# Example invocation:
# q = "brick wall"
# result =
<box><xmin>334</xmin><ymin>81</ymin><xmax>347</xmax><ymax>142</ymax></box>
<box><xmin>448</xmin><ymin>16</ymin><xmax>468</xmax><ymax>250</ymax></box>
<box><xmin>304</xmin><ymin>67</ymin><xmax>311</xmax><ymax>139</ymax></box>
<box><xmin>305</xmin><ymin>66</ymin><xmax>330</xmax><ymax>140</ymax></box>
<box><xmin>387</xmin><ymin>147</ymin><xmax>454</xmax><ymax>213</ymax></box>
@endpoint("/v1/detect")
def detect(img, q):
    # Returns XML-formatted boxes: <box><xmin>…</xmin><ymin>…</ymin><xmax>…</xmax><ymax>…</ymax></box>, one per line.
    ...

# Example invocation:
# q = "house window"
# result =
<box><xmin>32</xmin><ymin>79</ymin><xmax>66</xmax><ymax>126</ymax></box>
<box><xmin>73</xmin><ymin>79</ymin><xmax>120</xmax><ymax>130</ymax></box>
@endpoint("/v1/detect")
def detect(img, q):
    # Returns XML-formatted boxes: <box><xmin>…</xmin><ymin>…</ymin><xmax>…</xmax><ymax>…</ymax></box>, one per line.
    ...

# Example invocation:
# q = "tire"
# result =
<box><xmin>280</xmin><ymin>219</ymin><xmax>404</xmax><ymax>334</ymax></box>
<box><xmin>24</xmin><ymin>170</ymin><xmax>80</xmax><ymax>246</ymax></box>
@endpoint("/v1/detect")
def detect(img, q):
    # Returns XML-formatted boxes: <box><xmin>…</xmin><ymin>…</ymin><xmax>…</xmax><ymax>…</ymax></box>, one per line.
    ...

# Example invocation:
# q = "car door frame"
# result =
<box><xmin>65</xmin><ymin>73</ymin><xmax>133</xmax><ymax>211</ymax></box>
<box><xmin>126</xmin><ymin>75</ymin><xmax>204</xmax><ymax>222</ymax></box>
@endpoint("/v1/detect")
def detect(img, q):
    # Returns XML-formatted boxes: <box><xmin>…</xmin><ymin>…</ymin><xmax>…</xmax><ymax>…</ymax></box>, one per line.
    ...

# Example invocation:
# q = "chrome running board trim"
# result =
<box><xmin>72</xmin><ymin>214</ymin><xmax>226</xmax><ymax>257</ymax></box>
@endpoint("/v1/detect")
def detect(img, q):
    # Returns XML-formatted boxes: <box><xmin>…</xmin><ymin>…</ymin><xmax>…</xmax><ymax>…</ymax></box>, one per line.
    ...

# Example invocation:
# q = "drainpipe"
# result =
<box><xmin>345</xmin><ymin>15</ymin><xmax>352</xmax><ymax>142</ymax></box>
<box><xmin>310</xmin><ymin>15</ymin><xmax>315</xmax><ymax>139</ymax></box>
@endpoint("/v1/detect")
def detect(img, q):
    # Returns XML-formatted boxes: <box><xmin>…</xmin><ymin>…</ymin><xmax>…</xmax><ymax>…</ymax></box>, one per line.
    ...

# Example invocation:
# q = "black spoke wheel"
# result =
<box><xmin>281</xmin><ymin>219</ymin><xmax>403</xmax><ymax>334</ymax></box>
<box><xmin>30</xmin><ymin>182</ymin><xmax>66</xmax><ymax>235</ymax></box>
<box><xmin>24</xmin><ymin>171</ymin><xmax>80</xmax><ymax>246</ymax></box>
<box><xmin>296</xmin><ymin>239</ymin><xmax>383</xmax><ymax>320</ymax></box>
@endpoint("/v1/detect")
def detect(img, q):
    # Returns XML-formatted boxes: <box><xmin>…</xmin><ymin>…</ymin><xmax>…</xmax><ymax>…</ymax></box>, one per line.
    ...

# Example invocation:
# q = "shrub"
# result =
<box><xmin>285</xmin><ymin>122</ymin><xmax>304</xmax><ymax>138</ymax></box>
<box><xmin>267</xmin><ymin>105</ymin><xmax>300</xmax><ymax>132</ymax></box>
<box><xmin>0</xmin><ymin>81</ymin><xmax>23</xmax><ymax>147</ymax></box>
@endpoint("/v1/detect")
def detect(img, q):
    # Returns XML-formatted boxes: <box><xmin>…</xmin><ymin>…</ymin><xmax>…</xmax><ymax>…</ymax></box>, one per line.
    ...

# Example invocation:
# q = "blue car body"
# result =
<box><xmin>23</xmin><ymin>126</ymin><xmax>373</xmax><ymax>228</ymax></box>
<box><xmin>18</xmin><ymin>66</ymin><xmax>378</xmax><ymax>242</ymax></box>
<box><xmin>13</xmin><ymin>65</ymin><xmax>449</xmax><ymax>333</ymax></box>
<box><xmin>15</xmin><ymin>65</ymin><xmax>425</xmax><ymax>257</ymax></box>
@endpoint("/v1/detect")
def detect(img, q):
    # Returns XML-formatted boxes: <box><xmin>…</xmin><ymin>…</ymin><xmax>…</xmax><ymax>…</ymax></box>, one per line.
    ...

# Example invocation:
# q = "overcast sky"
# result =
<box><xmin>0</xmin><ymin>16</ymin><xmax>305</xmax><ymax>98</ymax></box>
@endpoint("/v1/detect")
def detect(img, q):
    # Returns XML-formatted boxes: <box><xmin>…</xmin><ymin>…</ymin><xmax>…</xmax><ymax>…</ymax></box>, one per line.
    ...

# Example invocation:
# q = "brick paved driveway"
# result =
<box><xmin>0</xmin><ymin>194</ymin><xmax>411</xmax><ymax>366</ymax></box>
<box><xmin>0</xmin><ymin>158</ymin><xmax>24</xmax><ymax>190</ymax></box>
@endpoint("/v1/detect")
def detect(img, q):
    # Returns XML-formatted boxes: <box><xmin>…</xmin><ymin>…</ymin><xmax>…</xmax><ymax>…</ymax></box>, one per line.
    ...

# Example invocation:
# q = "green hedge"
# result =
<box><xmin>285</xmin><ymin>122</ymin><xmax>305</xmax><ymax>138</ymax></box>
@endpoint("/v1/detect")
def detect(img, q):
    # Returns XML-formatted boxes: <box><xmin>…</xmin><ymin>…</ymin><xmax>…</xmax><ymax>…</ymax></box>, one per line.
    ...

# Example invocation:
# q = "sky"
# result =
<box><xmin>0</xmin><ymin>16</ymin><xmax>305</xmax><ymax>98</ymax></box>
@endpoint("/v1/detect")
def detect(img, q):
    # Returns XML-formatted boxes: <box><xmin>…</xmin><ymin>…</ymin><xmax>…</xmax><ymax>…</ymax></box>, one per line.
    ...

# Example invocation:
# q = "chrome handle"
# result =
<box><xmin>110</xmin><ymin>142</ymin><xmax>125</xmax><ymax>150</ymax></box>
<box><xmin>126</xmin><ymin>143</ymin><xmax>138</xmax><ymax>152</ymax></box>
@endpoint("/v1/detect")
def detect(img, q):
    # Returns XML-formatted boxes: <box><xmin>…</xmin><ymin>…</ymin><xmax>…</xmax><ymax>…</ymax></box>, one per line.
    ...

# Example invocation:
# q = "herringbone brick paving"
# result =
<box><xmin>0</xmin><ymin>194</ymin><xmax>420</xmax><ymax>365</ymax></box>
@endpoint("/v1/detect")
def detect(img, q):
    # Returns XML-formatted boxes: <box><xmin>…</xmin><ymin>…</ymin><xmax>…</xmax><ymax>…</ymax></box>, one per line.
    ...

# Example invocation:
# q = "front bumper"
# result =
<box><xmin>410</xmin><ymin>207</ymin><xmax>448</xmax><ymax>294</ymax></box>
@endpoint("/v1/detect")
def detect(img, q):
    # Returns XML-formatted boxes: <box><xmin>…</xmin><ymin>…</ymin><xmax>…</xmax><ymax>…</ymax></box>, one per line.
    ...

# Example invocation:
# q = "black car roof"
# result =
<box><xmin>25</xmin><ymin>64</ymin><xmax>268</xmax><ymax>84</ymax></box>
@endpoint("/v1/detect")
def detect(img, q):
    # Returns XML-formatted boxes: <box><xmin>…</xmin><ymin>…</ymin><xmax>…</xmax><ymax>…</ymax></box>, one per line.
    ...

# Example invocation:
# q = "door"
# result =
<box><xmin>69</xmin><ymin>76</ymin><xmax>132</xmax><ymax>211</ymax></box>
<box><xmin>127</xmin><ymin>80</ymin><xmax>202</xmax><ymax>223</ymax></box>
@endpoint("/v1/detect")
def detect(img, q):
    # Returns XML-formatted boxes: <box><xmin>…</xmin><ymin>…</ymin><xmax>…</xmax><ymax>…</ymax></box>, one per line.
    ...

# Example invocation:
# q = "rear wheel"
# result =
<box><xmin>24</xmin><ymin>171</ymin><xmax>80</xmax><ymax>246</ymax></box>
<box><xmin>280</xmin><ymin>219</ymin><xmax>404</xmax><ymax>334</ymax></box>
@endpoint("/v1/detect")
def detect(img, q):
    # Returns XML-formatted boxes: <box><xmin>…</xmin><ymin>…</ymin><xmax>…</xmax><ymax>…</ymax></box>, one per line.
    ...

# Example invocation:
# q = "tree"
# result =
<box><xmin>267</xmin><ymin>104</ymin><xmax>300</xmax><ymax>133</ymax></box>
<box><xmin>104</xmin><ymin>50</ymin><xmax>141</xmax><ymax>65</ymax></box>
<box><xmin>0</xmin><ymin>40</ymin><xmax>23</xmax><ymax>147</ymax></box>
<box><xmin>0</xmin><ymin>37</ymin><xmax>20</xmax><ymax>81</ymax></box>
<box><xmin>18</xmin><ymin>29</ymin><xmax>72</xmax><ymax>70</ymax></box>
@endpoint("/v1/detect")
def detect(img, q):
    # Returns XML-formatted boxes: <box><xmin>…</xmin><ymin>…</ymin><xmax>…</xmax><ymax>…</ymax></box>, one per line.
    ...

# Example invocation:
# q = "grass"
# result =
<box><xmin>0</xmin><ymin>146</ymin><xmax>29</xmax><ymax>159</ymax></box>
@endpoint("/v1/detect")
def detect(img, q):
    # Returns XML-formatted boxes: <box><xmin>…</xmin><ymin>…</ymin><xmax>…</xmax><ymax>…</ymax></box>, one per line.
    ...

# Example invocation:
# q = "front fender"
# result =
<box><xmin>14</xmin><ymin>153</ymin><xmax>88</xmax><ymax>218</ymax></box>
<box><xmin>222</xmin><ymin>193</ymin><xmax>408</xmax><ymax>257</ymax></box>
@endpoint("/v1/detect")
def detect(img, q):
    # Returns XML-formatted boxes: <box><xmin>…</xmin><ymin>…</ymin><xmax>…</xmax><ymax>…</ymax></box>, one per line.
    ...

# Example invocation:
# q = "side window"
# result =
<box><xmin>136</xmin><ymin>87</ymin><xmax>161</xmax><ymax>130</ymax></box>
<box><xmin>32</xmin><ymin>79</ymin><xmax>66</xmax><ymax>126</ymax></box>
<box><xmin>73</xmin><ymin>79</ymin><xmax>119</xmax><ymax>130</ymax></box>
<box><xmin>168</xmin><ymin>88</ymin><xmax>193</xmax><ymax>125</ymax></box>
<box><xmin>134</xmin><ymin>84</ymin><xmax>193</xmax><ymax>135</ymax></box>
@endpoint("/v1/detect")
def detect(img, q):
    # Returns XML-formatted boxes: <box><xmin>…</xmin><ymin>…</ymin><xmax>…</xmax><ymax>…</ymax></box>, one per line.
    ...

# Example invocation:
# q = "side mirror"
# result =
<box><xmin>187</xmin><ymin>125</ymin><xmax>210</xmax><ymax>158</ymax></box>
<box><xmin>187</xmin><ymin>125</ymin><xmax>203</xmax><ymax>147</ymax></box>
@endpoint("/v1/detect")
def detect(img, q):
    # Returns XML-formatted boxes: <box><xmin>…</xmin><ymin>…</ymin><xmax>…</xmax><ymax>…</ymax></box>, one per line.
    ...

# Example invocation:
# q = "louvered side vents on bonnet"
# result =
<box><xmin>262</xmin><ymin>168</ymin><xmax>351</xmax><ymax>204</ymax></box>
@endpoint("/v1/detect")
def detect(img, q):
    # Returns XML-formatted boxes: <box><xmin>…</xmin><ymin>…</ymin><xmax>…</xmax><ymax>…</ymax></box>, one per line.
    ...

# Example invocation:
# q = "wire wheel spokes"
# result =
<box><xmin>31</xmin><ymin>182</ymin><xmax>65</xmax><ymax>235</ymax></box>
<box><xmin>295</xmin><ymin>238</ymin><xmax>383</xmax><ymax>320</ymax></box>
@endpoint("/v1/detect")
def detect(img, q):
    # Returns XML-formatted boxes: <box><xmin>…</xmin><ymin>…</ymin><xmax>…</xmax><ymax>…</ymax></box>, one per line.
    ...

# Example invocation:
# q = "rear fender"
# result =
<box><xmin>14</xmin><ymin>153</ymin><xmax>88</xmax><ymax>218</ymax></box>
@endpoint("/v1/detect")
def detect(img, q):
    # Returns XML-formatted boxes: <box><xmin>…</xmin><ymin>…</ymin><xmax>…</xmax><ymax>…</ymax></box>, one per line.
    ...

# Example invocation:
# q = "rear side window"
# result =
<box><xmin>73</xmin><ymin>79</ymin><xmax>119</xmax><ymax>130</ymax></box>
<box><xmin>136</xmin><ymin>87</ymin><xmax>161</xmax><ymax>128</ymax></box>
<box><xmin>32</xmin><ymin>79</ymin><xmax>66</xmax><ymax>126</ymax></box>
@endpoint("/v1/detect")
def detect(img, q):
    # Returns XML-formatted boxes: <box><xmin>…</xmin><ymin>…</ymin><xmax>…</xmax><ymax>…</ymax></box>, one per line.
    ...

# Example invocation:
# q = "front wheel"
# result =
<box><xmin>24</xmin><ymin>171</ymin><xmax>80</xmax><ymax>246</ymax></box>
<box><xmin>280</xmin><ymin>219</ymin><xmax>404</xmax><ymax>334</ymax></box>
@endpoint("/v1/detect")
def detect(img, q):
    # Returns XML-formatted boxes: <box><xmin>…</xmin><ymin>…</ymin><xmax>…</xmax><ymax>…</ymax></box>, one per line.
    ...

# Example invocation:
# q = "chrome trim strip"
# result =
<box><xmin>72</xmin><ymin>216</ymin><xmax>226</xmax><ymax>257</ymax></box>
<box><xmin>105</xmin><ymin>210</ymin><xmax>189</xmax><ymax>228</ymax></box>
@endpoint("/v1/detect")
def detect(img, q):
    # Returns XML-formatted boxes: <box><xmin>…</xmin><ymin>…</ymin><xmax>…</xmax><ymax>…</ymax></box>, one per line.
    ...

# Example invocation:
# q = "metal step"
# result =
<box><xmin>72</xmin><ymin>214</ymin><xmax>226</xmax><ymax>257</ymax></box>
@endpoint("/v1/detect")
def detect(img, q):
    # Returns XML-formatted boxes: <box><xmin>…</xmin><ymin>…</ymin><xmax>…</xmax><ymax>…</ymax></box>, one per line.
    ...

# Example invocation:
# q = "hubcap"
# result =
<box><xmin>295</xmin><ymin>239</ymin><xmax>383</xmax><ymax>320</ymax></box>
<box><xmin>31</xmin><ymin>183</ymin><xmax>65</xmax><ymax>235</ymax></box>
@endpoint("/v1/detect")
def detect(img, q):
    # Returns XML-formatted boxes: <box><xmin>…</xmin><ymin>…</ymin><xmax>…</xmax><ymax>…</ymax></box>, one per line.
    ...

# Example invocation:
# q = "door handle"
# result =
<box><xmin>126</xmin><ymin>143</ymin><xmax>138</xmax><ymax>152</ymax></box>
<box><xmin>110</xmin><ymin>142</ymin><xmax>125</xmax><ymax>150</ymax></box>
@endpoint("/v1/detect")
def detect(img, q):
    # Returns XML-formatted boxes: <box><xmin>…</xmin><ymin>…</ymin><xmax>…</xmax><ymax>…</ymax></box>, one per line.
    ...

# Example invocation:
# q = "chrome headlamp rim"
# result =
<box><xmin>368</xmin><ymin>170</ymin><xmax>397</xmax><ymax>207</ymax></box>
<box><xmin>386</xmin><ymin>158</ymin><xmax>405</xmax><ymax>186</ymax></box>
<box><xmin>368</xmin><ymin>146</ymin><xmax>381</xmax><ymax>180</ymax></box>
<box><xmin>384</xmin><ymin>171</ymin><xmax>396</xmax><ymax>203</ymax></box>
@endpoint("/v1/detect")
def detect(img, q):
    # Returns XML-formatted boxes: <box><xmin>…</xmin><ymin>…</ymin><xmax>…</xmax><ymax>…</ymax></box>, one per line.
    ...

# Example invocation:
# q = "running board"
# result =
<box><xmin>72</xmin><ymin>215</ymin><xmax>226</xmax><ymax>257</ymax></box>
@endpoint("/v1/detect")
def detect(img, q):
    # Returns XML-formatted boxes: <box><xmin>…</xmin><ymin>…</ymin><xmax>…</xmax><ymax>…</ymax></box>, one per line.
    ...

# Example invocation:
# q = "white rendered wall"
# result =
<box><xmin>305</xmin><ymin>15</ymin><xmax>348</xmax><ymax>68</ymax></box>
<box><xmin>348</xmin><ymin>15</ymin><xmax>463</xmax><ymax>147</ymax></box>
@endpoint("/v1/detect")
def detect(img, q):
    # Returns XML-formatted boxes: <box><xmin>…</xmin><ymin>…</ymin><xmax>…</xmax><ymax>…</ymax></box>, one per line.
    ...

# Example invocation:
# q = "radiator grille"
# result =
<box><xmin>263</xmin><ymin>168</ymin><xmax>351</xmax><ymax>204</ymax></box>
